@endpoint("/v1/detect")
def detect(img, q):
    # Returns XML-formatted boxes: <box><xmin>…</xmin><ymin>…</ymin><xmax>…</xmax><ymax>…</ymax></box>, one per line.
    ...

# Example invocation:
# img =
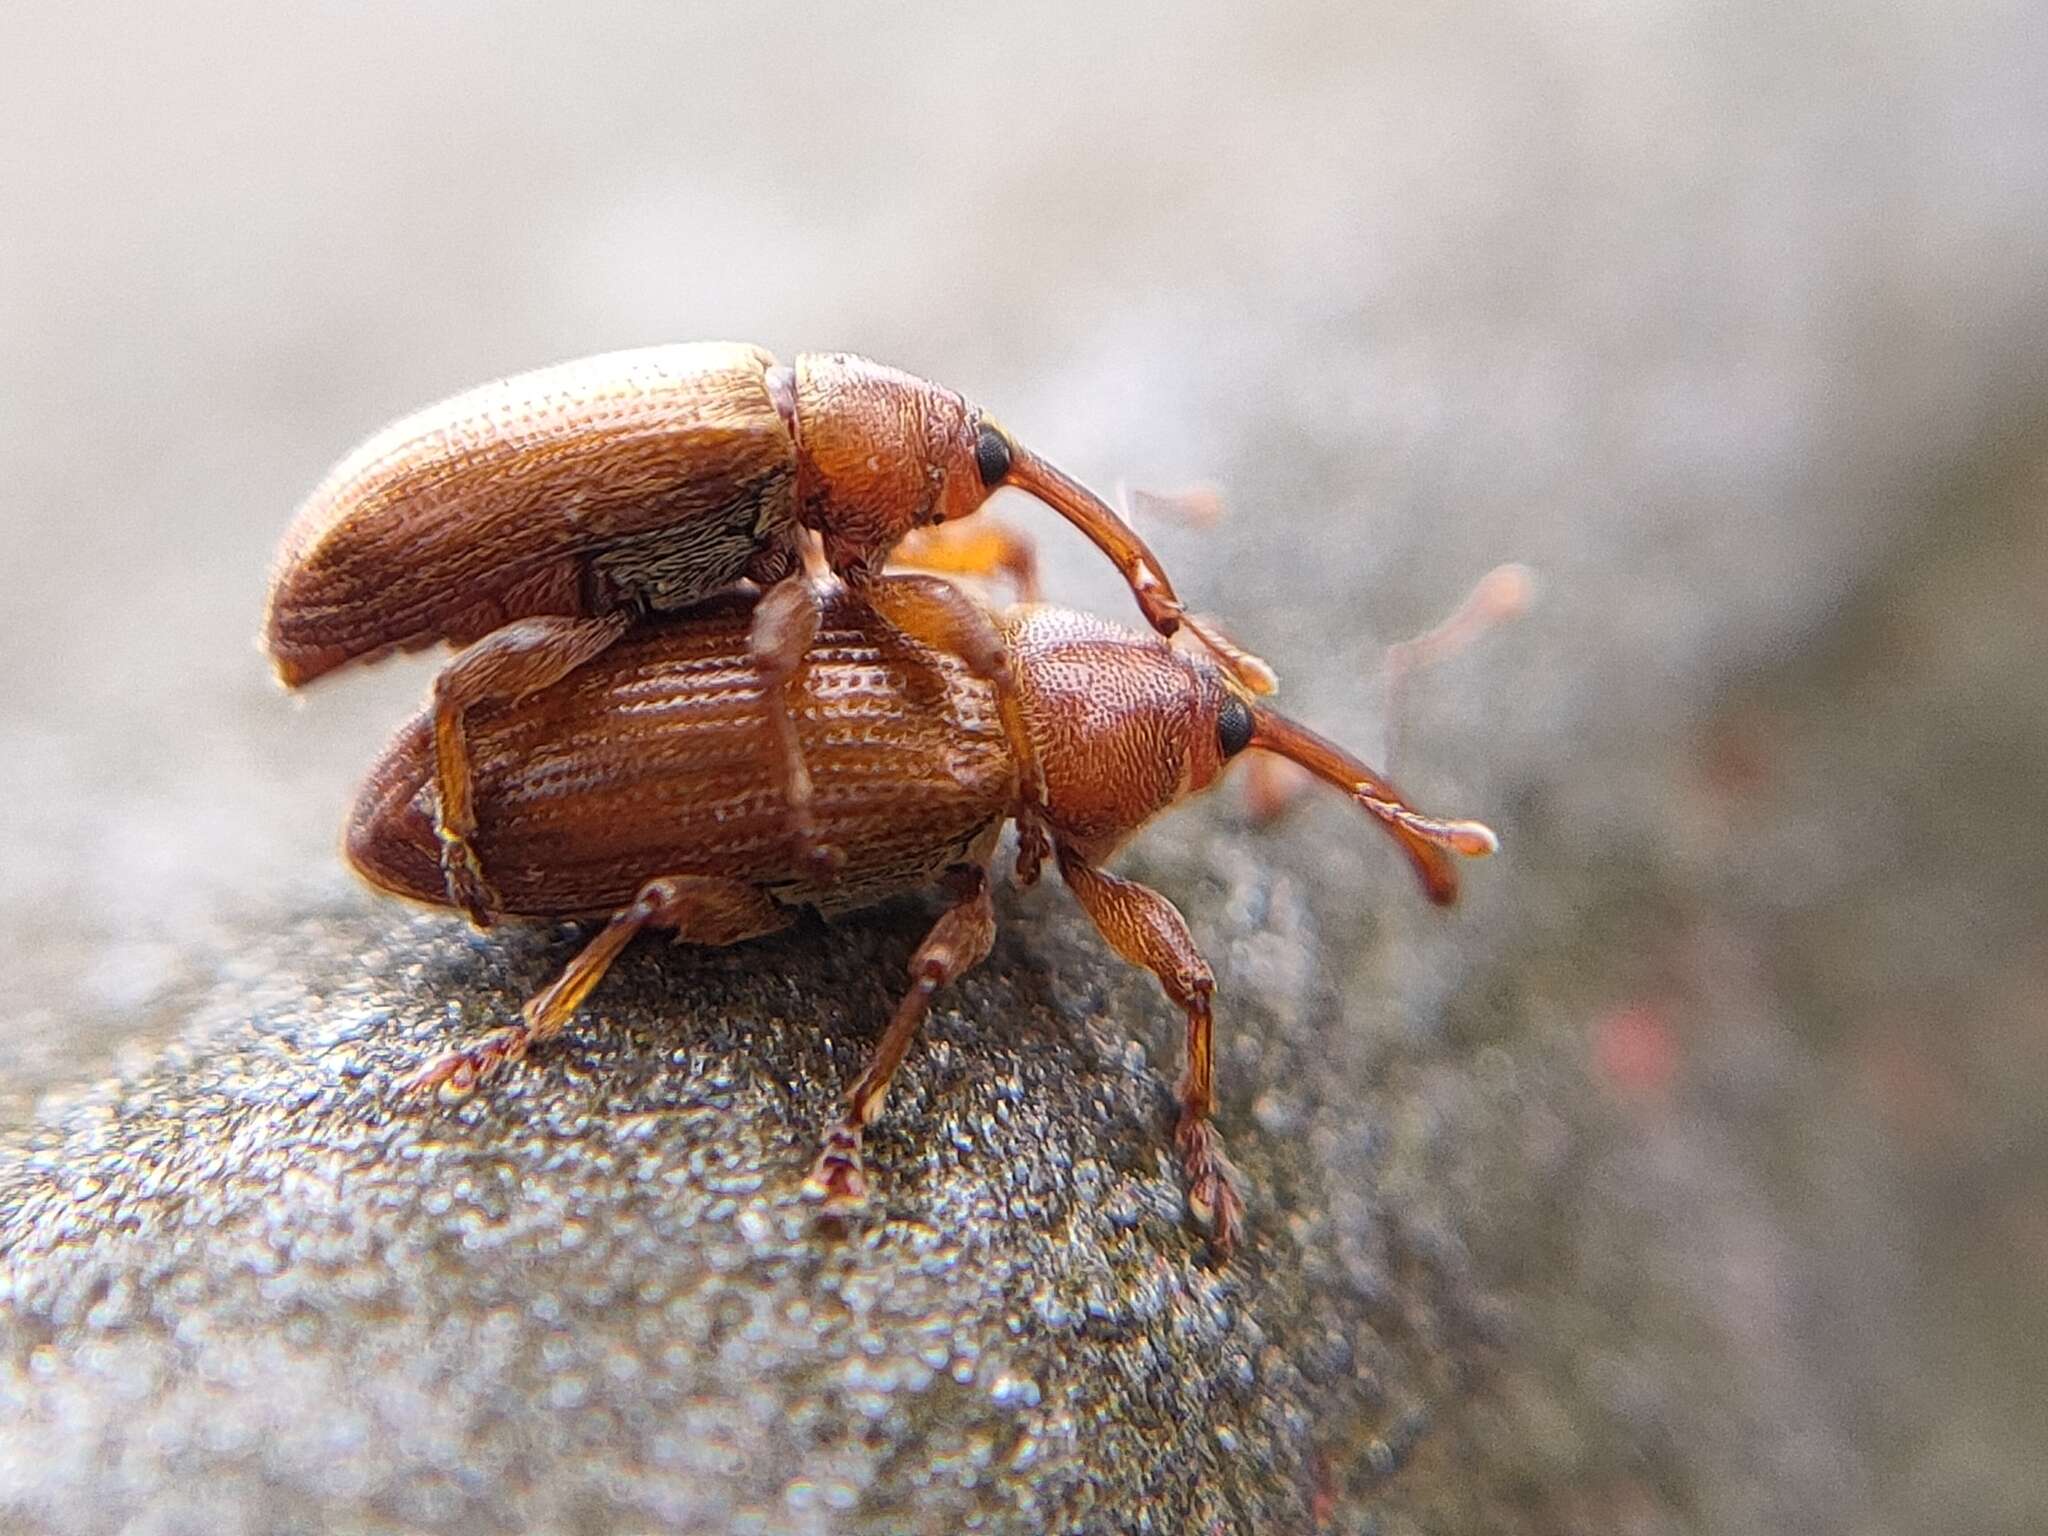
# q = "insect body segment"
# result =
<box><xmin>351</xmin><ymin>592</ymin><xmax>1493</xmax><ymax>1253</ymax></box>
<box><xmin>269</xmin><ymin>344</ymin><xmax>1269</xmax><ymax>923</ymax></box>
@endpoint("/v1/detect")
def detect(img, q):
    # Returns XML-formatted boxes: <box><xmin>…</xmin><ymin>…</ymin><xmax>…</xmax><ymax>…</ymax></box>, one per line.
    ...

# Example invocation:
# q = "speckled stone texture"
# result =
<box><xmin>0</xmin><ymin>867</ymin><xmax>1468</xmax><ymax>1533</ymax></box>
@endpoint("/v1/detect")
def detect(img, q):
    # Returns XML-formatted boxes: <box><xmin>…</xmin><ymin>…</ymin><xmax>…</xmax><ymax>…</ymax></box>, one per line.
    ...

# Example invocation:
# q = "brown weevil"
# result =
<box><xmin>266</xmin><ymin>344</ymin><xmax>1275</xmax><ymax>923</ymax></box>
<box><xmin>346</xmin><ymin>583</ymin><xmax>1496</xmax><ymax>1253</ymax></box>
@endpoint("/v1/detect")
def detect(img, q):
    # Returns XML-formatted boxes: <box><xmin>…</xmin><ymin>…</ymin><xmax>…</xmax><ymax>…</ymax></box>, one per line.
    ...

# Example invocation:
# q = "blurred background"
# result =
<box><xmin>4</xmin><ymin>2</ymin><xmax>2046</xmax><ymax>1530</ymax></box>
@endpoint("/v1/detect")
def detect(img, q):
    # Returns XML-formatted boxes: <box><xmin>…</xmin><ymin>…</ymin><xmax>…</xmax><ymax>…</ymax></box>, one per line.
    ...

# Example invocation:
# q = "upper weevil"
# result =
<box><xmin>264</xmin><ymin>344</ymin><xmax>1274</xmax><ymax>922</ymax></box>
<box><xmin>346</xmin><ymin>585</ymin><xmax>1496</xmax><ymax>1253</ymax></box>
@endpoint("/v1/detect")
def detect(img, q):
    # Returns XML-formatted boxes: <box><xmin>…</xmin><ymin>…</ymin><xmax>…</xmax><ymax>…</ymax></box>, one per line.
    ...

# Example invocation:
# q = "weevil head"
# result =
<box><xmin>1003</xmin><ymin>606</ymin><xmax>1253</xmax><ymax>861</ymax></box>
<box><xmin>792</xmin><ymin>353</ymin><xmax>1003</xmax><ymax>575</ymax></box>
<box><xmin>1004</xmin><ymin>604</ymin><xmax>1501</xmax><ymax>901</ymax></box>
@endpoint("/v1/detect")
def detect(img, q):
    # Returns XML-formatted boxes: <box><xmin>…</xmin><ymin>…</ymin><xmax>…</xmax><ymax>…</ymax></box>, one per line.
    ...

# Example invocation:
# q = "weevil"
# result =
<box><xmin>267</xmin><ymin>343</ymin><xmax>1273</xmax><ymax>922</ymax></box>
<box><xmin>345</xmin><ymin>582</ymin><xmax>1495</xmax><ymax>1251</ymax></box>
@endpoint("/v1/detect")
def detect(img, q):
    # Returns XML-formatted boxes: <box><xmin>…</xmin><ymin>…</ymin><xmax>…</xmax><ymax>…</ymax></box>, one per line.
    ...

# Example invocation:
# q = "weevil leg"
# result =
<box><xmin>850</xmin><ymin>572</ymin><xmax>1053</xmax><ymax>857</ymax></box>
<box><xmin>1234</xmin><ymin>562</ymin><xmax>1537</xmax><ymax>826</ymax></box>
<box><xmin>749</xmin><ymin>574</ymin><xmax>844</xmax><ymax>879</ymax></box>
<box><xmin>432</xmin><ymin>612</ymin><xmax>634</xmax><ymax>924</ymax></box>
<box><xmin>1055</xmin><ymin>845</ymin><xmax>1243</xmax><ymax>1254</ymax></box>
<box><xmin>1012</xmin><ymin>816</ymin><xmax>1051</xmax><ymax>889</ymax></box>
<box><xmin>888</xmin><ymin>517</ymin><xmax>1041</xmax><ymax>602</ymax></box>
<box><xmin>1381</xmin><ymin>561</ymin><xmax>1536</xmax><ymax>776</ymax></box>
<box><xmin>804</xmin><ymin>865</ymin><xmax>996</xmax><ymax>1209</ymax></box>
<box><xmin>399</xmin><ymin>875</ymin><xmax>789</xmax><ymax>1100</ymax></box>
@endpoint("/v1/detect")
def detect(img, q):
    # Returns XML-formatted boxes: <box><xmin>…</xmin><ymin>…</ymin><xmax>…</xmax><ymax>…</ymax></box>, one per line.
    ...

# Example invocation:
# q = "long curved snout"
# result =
<box><xmin>1001</xmin><ymin>445</ymin><xmax>1276</xmax><ymax>696</ymax></box>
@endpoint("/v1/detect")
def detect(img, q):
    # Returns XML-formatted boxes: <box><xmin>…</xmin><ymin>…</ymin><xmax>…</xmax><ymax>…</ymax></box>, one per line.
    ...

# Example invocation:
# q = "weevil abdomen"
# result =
<box><xmin>347</xmin><ymin>593</ymin><xmax>1016</xmax><ymax>920</ymax></box>
<box><xmin>268</xmin><ymin>343</ymin><xmax>799</xmax><ymax>685</ymax></box>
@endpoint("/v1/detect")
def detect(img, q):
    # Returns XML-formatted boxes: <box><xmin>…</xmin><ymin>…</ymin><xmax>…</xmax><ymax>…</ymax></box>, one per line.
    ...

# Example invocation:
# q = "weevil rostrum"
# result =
<box><xmin>347</xmin><ymin>584</ymin><xmax>1496</xmax><ymax>1252</ymax></box>
<box><xmin>266</xmin><ymin>344</ymin><xmax>1275</xmax><ymax>924</ymax></box>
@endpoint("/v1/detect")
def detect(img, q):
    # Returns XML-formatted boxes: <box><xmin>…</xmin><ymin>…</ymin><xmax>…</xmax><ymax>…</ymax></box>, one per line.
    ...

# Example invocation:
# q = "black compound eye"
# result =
<box><xmin>974</xmin><ymin>422</ymin><xmax>1013</xmax><ymax>487</ymax></box>
<box><xmin>1216</xmin><ymin>694</ymin><xmax>1255</xmax><ymax>759</ymax></box>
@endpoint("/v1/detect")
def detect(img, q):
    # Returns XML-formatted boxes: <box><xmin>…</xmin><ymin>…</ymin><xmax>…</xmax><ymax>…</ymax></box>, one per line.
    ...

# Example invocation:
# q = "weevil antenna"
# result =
<box><xmin>1247</xmin><ymin>705</ymin><xmax>1498</xmax><ymax>905</ymax></box>
<box><xmin>1004</xmin><ymin>446</ymin><xmax>1277</xmax><ymax>694</ymax></box>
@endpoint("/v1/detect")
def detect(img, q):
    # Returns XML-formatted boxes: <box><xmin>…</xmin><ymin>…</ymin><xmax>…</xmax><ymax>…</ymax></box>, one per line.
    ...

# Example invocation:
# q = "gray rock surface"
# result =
<box><xmin>5</xmin><ymin>2</ymin><xmax>2048</xmax><ymax>1531</ymax></box>
<box><xmin>0</xmin><ymin>894</ymin><xmax>1366</xmax><ymax>1532</ymax></box>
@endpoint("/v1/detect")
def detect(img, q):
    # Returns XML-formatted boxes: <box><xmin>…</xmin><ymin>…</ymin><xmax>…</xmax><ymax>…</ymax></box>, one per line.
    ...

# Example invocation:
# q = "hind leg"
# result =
<box><xmin>400</xmin><ymin>874</ymin><xmax>789</xmax><ymax>1100</ymax></box>
<box><xmin>432</xmin><ymin>612</ymin><xmax>633</xmax><ymax>923</ymax></box>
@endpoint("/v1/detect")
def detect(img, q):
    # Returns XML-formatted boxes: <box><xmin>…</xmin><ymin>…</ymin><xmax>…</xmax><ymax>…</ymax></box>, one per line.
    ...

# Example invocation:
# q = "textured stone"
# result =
<box><xmin>1</xmin><ymin>864</ymin><xmax>1451</xmax><ymax>1533</ymax></box>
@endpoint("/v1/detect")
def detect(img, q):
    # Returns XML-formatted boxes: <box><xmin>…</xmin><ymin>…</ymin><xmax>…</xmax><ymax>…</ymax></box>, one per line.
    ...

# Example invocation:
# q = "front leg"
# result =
<box><xmin>804</xmin><ymin>865</ymin><xmax>997</xmax><ymax>1209</ymax></box>
<box><xmin>888</xmin><ymin>517</ymin><xmax>1041</xmax><ymax>602</ymax></box>
<box><xmin>1056</xmin><ymin>845</ymin><xmax>1243</xmax><ymax>1254</ymax></box>
<box><xmin>432</xmin><ymin>612</ymin><xmax>633</xmax><ymax>924</ymax></box>
<box><xmin>848</xmin><ymin>572</ymin><xmax>1052</xmax><ymax>862</ymax></box>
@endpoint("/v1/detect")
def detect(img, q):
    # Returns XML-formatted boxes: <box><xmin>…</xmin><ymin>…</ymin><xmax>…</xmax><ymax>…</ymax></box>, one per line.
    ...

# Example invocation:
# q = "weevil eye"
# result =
<box><xmin>1217</xmin><ymin>694</ymin><xmax>1255</xmax><ymax>758</ymax></box>
<box><xmin>974</xmin><ymin>423</ymin><xmax>1013</xmax><ymax>487</ymax></box>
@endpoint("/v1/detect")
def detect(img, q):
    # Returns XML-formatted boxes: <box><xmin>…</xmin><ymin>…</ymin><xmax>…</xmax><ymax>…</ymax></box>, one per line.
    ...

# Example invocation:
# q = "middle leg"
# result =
<box><xmin>804</xmin><ymin>864</ymin><xmax>997</xmax><ymax>1208</ymax></box>
<box><xmin>849</xmin><ymin>572</ymin><xmax>1052</xmax><ymax>867</ymax></box>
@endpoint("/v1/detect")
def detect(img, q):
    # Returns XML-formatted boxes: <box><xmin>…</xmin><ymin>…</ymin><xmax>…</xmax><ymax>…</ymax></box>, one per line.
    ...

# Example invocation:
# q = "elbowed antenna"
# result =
<box><xmin>1247</xmin><ymin>705</ymin><xmax>1498</xmax><ymax>905</ymax></box>
<box><xmin>1002</xmin><ymin>445</ymin><xmax>1278</xmax><ymax>695</ymax></box>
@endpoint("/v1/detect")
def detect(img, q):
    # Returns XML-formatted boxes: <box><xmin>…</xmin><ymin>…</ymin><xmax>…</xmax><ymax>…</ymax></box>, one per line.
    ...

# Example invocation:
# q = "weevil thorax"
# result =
<box><xmin>790</xmin><ymin>354</ymin><xmax>1000</xmax><ymax>576</ymax></box>
<box><xmin>1002</xmin><ymin>606</ymin><xmax>1248</xmax><ymax>861</ymax></box>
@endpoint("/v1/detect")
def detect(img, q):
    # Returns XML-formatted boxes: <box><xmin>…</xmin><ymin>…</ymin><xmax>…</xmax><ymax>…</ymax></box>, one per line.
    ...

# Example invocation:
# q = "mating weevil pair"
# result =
<box><xmin>269</xmin><ymin>344</ymin><xmax>1499</xmax><ymax>1253</ymax></box>
<box><xmin>265</xmin><ymin>344</ymin><xmax>1273</xmax><ymax>923</ymax></box>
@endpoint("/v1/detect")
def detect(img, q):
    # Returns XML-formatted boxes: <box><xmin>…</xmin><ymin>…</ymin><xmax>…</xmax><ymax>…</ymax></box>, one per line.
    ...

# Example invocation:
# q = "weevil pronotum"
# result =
<box><xmin>266</xmin><ymin>344</ymin><xmax>1274</xmax><ymax>923</ymax></box>
<box><xmin>346</xmin><ymin>584</ymin><xmax>1496</xmax><ymax>1252</ymax></box>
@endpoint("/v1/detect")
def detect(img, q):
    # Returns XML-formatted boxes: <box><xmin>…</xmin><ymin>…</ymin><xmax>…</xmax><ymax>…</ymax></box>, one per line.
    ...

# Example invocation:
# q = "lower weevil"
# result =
<box><xmin>347</xmin><ymin>583</ymin><xmax>1496</xmax><ymax>1252</ymax></box>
